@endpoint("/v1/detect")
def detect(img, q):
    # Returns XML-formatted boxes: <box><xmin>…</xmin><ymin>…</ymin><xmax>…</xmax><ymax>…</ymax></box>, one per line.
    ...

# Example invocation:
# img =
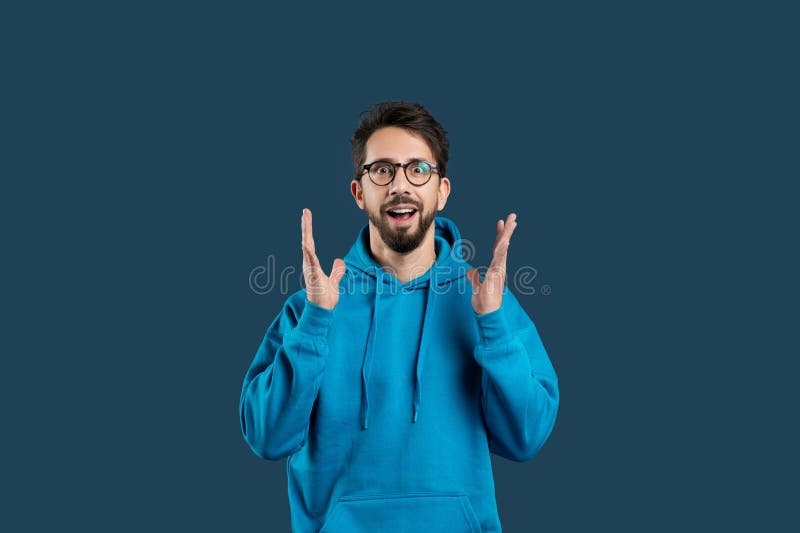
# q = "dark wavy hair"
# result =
<box><xmin>350</xmin><ymin>101</ymin><xmax>449</xmax><ymax>181</ymax></box>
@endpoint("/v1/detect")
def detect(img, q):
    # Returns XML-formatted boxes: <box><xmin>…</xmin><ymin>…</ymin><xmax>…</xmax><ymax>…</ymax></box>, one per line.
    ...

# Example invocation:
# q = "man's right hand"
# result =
<box><xmin>301</xmin><ymin>208</ymin><xmax>346</xmax><ymax>310</ymax></box>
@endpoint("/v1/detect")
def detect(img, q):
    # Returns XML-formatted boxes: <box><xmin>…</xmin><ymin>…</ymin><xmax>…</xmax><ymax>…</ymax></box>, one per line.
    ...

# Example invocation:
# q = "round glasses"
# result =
<box><xmin>361</xmin><ymin>159</ymin><xmax>439</xmax><ymax>186</ymax></box>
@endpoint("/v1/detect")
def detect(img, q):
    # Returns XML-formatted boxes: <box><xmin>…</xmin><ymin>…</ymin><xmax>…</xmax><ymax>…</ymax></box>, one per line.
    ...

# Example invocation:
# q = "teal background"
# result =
<box><xmin>2</xmin><ymin>1</ymin><xmax>795</xmax><ymax>531</ymax></box>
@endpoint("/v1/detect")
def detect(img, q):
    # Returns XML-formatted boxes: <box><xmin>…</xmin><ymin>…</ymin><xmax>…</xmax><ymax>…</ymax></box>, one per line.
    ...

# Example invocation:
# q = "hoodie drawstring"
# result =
<box><xmin>413</xmin><ymin>282</ymin><xmax>436</xmax><ymax>424</ymax></box>
<box><xmin>361</xmin><ymin>281</ymin><xmax>380</xmax><ymax>430</ymax></box>
<box><xmin>346</xmin><ymin>218</ymin><xmax>467</xmax><ymax>431</ymax></box>
<box><xmin>360</xmin><ymin>275</ymin><xmax>438</xmax><ymax>429</ymax></box>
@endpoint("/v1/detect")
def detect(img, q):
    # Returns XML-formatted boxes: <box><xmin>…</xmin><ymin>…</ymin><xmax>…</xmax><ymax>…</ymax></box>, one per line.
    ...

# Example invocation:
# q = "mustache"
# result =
<box><xmin>383</xmin><ymin>197</ymin><xmax>422</xmax><ymax>211</ymax></box>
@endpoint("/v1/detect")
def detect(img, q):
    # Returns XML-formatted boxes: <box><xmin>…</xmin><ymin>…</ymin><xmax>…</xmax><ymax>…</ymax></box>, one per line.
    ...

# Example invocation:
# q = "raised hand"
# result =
<box><xmin>301</xmin><ymin>208</ymin><xmax>346</xmax><ymax>310</ymax></box>
<box><xmin>466</xmin><ymin>213</ymin><xmax>518</xmax><ymax>315</ymax></box>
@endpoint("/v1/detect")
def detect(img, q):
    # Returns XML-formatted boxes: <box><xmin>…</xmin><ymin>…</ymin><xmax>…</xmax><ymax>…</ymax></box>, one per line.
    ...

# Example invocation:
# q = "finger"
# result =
<box><xmin>301</xmin><ymin>209</ymin><xmax>322</xmax><ymax>272</ymax></box>
<box><xmin>301</xmin><ymin>208</ymin><xmax>307</xmax><ymax>245</ymax></box>
<box><xmin>497</xmin><ymin>213</ymin><xmax>517</xmax><ymax>244</ymax></box>
<box><xmin>301</xmin><ymin>209</ymin><xmax>309</xmax><ymax>261</ymax></box>
<box><xmin>302</xmin><ymin>256</ymin><xmax>324</xmax><ymax>295</ymax></box>
<box><xmin>466</xmin><ymin>268</ymin><xmax>482</xmax><ymax>294</ymax></box>
<box><xmin>301</xmin><ymin>208</ymin><xmax>316</xmax><ymax>256</ymax></box>
<box><xmin>302</xmin><ymin>244</ymin><xmax>322</xmax><ymax>272</ymax></box>
<box><xmin>503</xmin><ymin>213</ymin><xmax>518</xmax><ymax>242</ymax></box>
<box><xmin>329</xmin><ymin>258</ymin><xmax>346</xmax><ymax>287</ymax></box>
<box><xmin>492</xmin><ymin>213</ymin><xmax>518</xmax><ymax>258</ymax></box>
<box><xmin>492</xmin><ymin>218</ymin><xmax>504</xmax><ymax>250</ymax></box>
<box><xmin>482</xmin><ymin>268</ymin><xmax>506</xmax><ymax>296</ymax></box>
<box><xmin>487</xmin><ymin>249</ymin><xmax>508</xmax><ymax>282</ymax></box>
<box><xmin>490</xmin><ymin>214</ymin><xmax>515</xmax><ymax>273</ymax></box>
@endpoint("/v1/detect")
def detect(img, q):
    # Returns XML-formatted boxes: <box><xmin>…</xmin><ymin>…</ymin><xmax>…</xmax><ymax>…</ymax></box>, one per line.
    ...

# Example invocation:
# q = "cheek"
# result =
<box><xmin>362</xmin><ymin>190</ymin><xmax>383</xmax><ymax>211</ymax></box>
<box><xmin>428</xmin><ymin>189</ymin><xmax>442</xmax><ymax>210</ymax></box>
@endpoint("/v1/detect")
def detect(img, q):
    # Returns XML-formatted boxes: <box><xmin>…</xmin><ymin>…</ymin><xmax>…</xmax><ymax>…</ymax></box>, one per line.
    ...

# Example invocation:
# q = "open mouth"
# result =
<box><xmin>386</xmin><ymin>207</ymin><xmax>418</xmax><ymax>222</ymax></box>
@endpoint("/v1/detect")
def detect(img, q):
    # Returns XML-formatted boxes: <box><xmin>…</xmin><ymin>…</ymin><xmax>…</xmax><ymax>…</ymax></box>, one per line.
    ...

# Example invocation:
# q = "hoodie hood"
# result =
<box><xmin>342</xmin><ymin>216</ymin><xmax>471</xmax><ymax>430</ymax></box>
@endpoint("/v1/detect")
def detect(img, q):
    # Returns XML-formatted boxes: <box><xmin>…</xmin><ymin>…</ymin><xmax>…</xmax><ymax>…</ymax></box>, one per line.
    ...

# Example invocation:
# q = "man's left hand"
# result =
<box><xmin>467</xmin><ymin>213</ymin><xmax>518</xmax><ymax>315</ymax></box>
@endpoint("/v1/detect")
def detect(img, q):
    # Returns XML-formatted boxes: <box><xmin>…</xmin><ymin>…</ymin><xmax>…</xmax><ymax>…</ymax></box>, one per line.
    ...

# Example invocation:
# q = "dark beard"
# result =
<box><xmin>367</xmin><ymin>205</ymin><xmax>436</xmax><ymax>254</ymax></box>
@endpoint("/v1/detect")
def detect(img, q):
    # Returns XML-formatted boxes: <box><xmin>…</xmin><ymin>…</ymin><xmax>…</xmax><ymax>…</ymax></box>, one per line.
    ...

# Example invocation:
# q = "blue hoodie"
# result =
<box><xmin>239</xmin><ymin>217</ymin><xmax>559</xmax><ymax>532</ymax></box>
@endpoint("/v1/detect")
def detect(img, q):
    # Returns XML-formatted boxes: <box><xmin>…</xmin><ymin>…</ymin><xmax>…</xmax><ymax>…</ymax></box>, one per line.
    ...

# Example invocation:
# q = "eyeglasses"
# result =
<box><xmin>360</xmin><ymin>159</ymin><xmax>439</xmax><ymax>186</ymax></box>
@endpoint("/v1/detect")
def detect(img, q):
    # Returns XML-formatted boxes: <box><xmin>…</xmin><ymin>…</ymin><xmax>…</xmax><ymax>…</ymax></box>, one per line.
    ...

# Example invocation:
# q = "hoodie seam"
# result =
<box><xmin>477</xmin><ymin>327</ymin><xmax>529</xmax><ymax>349</ymax></box>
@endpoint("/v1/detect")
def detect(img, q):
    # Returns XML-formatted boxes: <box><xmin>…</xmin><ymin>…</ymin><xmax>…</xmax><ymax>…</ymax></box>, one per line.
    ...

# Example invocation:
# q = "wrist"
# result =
<box><xmin>296</xmin><ymin>298</ymin><xmax>335</xmax><ymax>335</ymax></box>
<box><xmin>474</xmin><ymin>306</ymin><xmax>513</xmax><ymax>346</ymax></box>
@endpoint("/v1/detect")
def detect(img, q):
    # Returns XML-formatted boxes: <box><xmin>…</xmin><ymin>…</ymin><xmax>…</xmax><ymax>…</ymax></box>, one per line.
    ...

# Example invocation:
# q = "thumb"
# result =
<box><xmin>466</xmin><ymin>268</ymin><xmax>481</xmax><ymax>293</ymax></box>
<box><xmin>329</xmin><ymin>258</ymin><xmax>346</xmax><ymax>286</ymax></box>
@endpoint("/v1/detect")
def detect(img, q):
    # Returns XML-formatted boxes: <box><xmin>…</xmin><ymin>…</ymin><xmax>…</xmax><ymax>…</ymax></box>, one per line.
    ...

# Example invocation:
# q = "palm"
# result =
<box><xmin>467</xmin><ymin>213</ymin><xmax>518</xmax><ymax>315</ymax></box>
<box><xmin>301</xmin><ymin>208</ymin><xmax>346</xmax><ymax>310</ymax></box>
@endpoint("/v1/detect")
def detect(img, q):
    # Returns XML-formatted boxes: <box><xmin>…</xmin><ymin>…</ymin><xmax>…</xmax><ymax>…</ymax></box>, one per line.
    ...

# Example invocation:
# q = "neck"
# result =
<box><xmin>367</xmin><ymin>225</ymin><xmax>437</xmax><ymax>284</ymax></box>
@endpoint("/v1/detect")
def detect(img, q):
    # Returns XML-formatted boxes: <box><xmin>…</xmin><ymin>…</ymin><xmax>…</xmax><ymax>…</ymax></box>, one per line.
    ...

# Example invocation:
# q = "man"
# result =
<box><xmin>239</xmin><ymin>101</ymin><xmax>559</xmax><ymax>532</ymax></box>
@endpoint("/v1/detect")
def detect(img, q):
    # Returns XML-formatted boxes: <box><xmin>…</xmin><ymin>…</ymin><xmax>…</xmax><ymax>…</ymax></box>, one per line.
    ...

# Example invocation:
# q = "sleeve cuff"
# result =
<box><xmin>475</xmin><ymin>306</ymin><xmax>514</xmax><ymax>346</ymax></box>
<box><xmin>296</xmin><ymin>298</ymin><xmax>335</xmax><ymax>337</ymax></box>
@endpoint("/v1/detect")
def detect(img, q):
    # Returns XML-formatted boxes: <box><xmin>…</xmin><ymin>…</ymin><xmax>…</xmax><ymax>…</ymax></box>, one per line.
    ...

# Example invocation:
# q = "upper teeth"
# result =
<box><xmin>392</xmin><ymin>208</ymin><xmax>414</xmax><ymax>213</ymax></box>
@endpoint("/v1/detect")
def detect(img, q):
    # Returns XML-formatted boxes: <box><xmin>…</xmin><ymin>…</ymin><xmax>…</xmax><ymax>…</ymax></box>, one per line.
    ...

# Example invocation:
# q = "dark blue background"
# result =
<box><xmin>3</xmin><ymin>1</ymin><xmax>795</xmax><ymax>531</ymax></box>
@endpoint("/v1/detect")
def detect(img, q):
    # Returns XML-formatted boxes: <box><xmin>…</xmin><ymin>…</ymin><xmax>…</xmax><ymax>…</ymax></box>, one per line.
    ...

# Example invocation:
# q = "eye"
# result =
<box><xmin>371</xmin><ymin>162</ymin><xmax>393</xmax><ymax>174</ymax></box>
<box><xmin>409</xmin><ymin>161</ymin><xmax>430</xmax><ymax>174</ymax></box>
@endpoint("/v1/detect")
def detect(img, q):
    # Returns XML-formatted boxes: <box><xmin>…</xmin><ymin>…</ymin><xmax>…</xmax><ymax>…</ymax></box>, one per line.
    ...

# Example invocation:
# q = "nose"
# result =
<box><xmin>388</xmin><ymin>164</ymin><xmax>412</xmax><ymax>195</ymax></box>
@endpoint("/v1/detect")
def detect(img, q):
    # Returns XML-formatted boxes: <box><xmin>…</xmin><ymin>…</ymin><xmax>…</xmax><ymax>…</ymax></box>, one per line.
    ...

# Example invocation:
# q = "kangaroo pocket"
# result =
<box><xmin>319</xmin><ymin>493</ymin><xmax>482</xmax><ymax>533</ymax></box>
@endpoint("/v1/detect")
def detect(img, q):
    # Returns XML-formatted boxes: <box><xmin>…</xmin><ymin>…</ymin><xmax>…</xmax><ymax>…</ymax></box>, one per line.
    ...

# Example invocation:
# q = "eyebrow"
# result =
<box><xmin>371</xmin><ymin>157</ymin><xmax>433</xmax><ymax>164</ymax></box>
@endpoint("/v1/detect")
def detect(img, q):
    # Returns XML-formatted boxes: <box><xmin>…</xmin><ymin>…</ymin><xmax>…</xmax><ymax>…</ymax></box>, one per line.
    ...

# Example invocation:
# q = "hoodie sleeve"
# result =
<box><xmin>473</xmin><ymin>289</ymin><xmax>559</xmax><ymax>462</ymax></box>
<box><xmin>239</xmin><ymin>293</ymin><xmax>333</xmax><ymax>460</ymax></box>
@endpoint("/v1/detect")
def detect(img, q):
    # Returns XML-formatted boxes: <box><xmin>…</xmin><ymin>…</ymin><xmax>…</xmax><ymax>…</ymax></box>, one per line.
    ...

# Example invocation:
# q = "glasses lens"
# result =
<box><xmin>369</xmin><ymin>162</ymin><xmax>395</xmax><ymax>185</ymax></box>
<box><xmin>406</xmin><ymin>161</ymin><xmax>432</xmax><ymax>185</ymax></box>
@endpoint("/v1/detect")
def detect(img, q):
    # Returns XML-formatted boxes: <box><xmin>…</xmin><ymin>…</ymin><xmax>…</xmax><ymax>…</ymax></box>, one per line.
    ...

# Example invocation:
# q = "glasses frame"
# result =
<box><xmin>359</xmin><ymin>159</ymin><xmax>439</xmax><ymax>187</ymax></box>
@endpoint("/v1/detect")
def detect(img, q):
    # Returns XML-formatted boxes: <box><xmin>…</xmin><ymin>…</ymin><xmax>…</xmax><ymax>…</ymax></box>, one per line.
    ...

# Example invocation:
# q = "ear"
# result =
<box><xmin>437</xmin><ymin>176</ymin><xmax>451</xmax><ymax>211</ymax></box>
<box><xmin>351</xmin><ymin>179</ymin><xmax>365</xmax><ymax>210</ymax></box>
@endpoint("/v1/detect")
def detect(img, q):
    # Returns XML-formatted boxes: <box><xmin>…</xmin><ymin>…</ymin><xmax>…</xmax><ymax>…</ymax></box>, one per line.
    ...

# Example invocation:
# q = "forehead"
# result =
<box><xmin>365</xmin><ymin>126</ymin><xmax>435</xmax><ymax>162</ymax></box>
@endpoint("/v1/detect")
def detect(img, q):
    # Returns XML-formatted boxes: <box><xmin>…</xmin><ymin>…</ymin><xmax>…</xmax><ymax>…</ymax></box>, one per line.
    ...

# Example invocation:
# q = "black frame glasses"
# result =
<box><xmin>360</xmin><ymin>159</ymin><xmax>439</xmax><ymax>186</ymax></box>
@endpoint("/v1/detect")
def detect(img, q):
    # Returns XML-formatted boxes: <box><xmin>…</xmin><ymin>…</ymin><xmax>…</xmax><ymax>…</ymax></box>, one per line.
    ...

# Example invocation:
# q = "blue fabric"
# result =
<box><xmin>240</xmin><ymin>217</ymin><xmax>559</xmax><ymax>532</ymax></box>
